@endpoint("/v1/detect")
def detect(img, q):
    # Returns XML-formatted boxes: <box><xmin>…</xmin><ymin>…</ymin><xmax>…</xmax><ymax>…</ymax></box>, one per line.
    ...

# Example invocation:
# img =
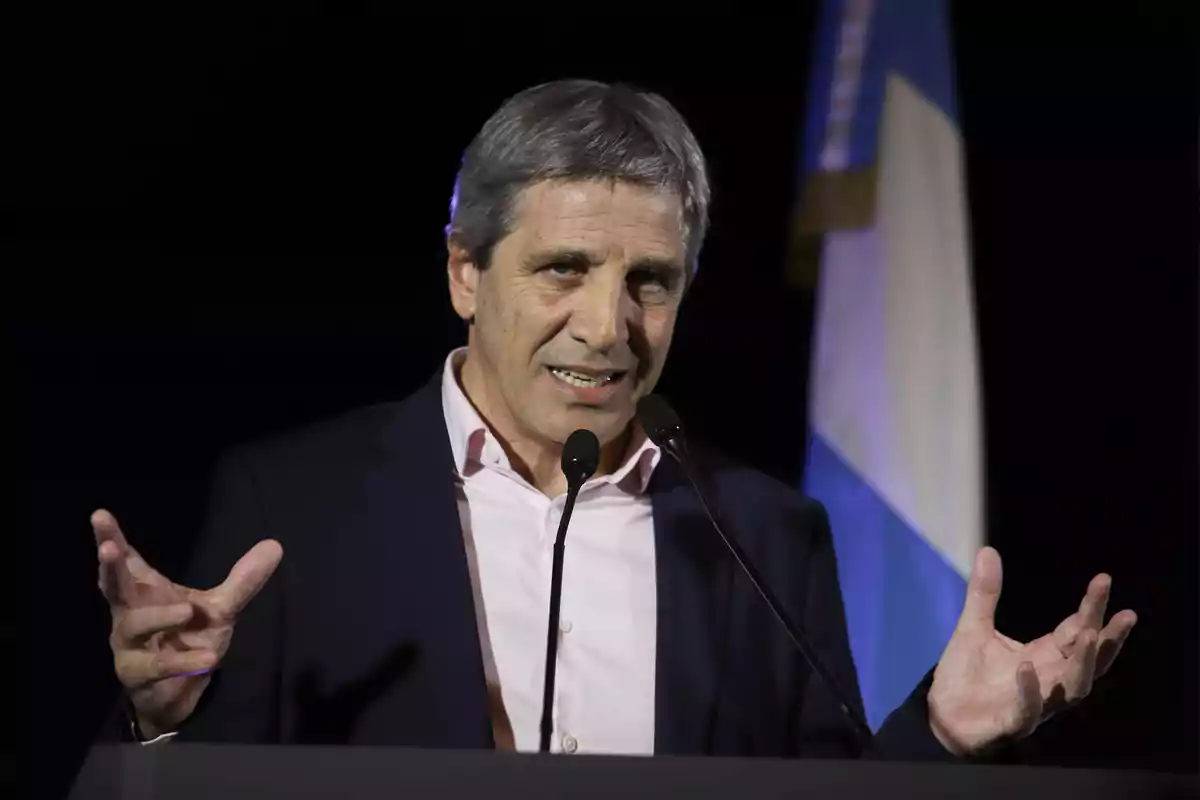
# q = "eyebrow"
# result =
<box><xmin>521</xmin><ymin>247</ymin><xmax>685</xmax><ymax>277</ymax></box>
<box><xmin>521</xmin><ymin>248</ymin><xmax>599</xmax><ymax>272</ymax></box>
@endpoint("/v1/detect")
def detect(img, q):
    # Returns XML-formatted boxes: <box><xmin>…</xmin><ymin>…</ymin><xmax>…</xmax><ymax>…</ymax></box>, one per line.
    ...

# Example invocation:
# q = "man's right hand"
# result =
<box><xmin>92</xmin><ymin>509</ymin><xmax>283</xmax><ymax>740</ymax></box>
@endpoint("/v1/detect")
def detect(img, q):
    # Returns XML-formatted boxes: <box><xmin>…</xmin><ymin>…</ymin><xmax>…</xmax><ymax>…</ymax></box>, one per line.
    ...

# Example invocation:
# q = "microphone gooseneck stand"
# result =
<box><xmin>636</xmin><ymin>394</ymin><xmax>878</xmax><ymax>756</ymax></box>
<box><xmin>538</xmin><ymin>428</ymin><xmax>600</xmax><ymax>753</ymax></box>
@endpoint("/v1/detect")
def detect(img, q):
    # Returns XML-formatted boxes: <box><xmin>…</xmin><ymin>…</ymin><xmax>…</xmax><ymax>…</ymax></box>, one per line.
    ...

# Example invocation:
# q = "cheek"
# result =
<box><xmin>488</xmin><ymin>284</ymin><xmax>531</xmax><ymax>345</ymax></box>
<box><xmin>499</xmin><ymin>291</ymin><xmax>560</xmax><ymax>366</ymax></box>
<box><xmin>475</xmin><ymin>289</ymin><xmax>526</xmax><ymax>377</ymax></box>
<box><xmin>642</xmin><ymin>307</ymin><xmax>678</xmax><ymax>355</ymax></box>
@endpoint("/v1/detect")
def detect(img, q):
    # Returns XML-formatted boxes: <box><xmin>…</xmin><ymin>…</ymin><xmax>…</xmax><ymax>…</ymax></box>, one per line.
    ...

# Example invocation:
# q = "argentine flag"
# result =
<box><xmin>795</xmin><ymin>0</ymin><xmax>983</xmax><ymax>729</ymax></box>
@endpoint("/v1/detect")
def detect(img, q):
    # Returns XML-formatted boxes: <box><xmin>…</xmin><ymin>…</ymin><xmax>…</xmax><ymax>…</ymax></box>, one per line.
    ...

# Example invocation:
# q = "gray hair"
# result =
<box><xmin>446</xmin><ymin>79</ymin><xmax>711</xmax><ymax>275</ymax></box>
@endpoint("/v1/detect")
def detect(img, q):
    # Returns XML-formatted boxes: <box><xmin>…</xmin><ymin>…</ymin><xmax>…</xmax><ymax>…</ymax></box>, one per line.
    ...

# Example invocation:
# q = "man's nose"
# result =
<box><xmin>570</xmin><ymin>275</ymin><xmax>633</xmax><ymax>352</ymax></box>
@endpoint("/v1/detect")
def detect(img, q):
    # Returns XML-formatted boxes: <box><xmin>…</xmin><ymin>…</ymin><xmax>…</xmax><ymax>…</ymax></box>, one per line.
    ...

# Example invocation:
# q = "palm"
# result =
<box><xmin>117</xmin><ymin>556</ymin><xmax>237</xmax><ymax>716</ymax></box>
<box><xmin>116</xmin><ymin>549</ymin><xmax>237</xmax><ymax>650</ymax></box>
<box><xmin>928</xmin><ymin>548</ymin><xmax>1137</xmax><ymax>756</ymax></box>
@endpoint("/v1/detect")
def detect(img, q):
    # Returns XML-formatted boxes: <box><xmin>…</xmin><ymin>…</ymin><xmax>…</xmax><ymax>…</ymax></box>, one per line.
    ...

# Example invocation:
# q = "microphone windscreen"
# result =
<box><xmin>636</xmin><ymin>394</ymin><xmax>684</xmax><ymax>446</ymax></box>
<box><xmin>561</xmin><ymin>428</ymin><xmax>601</xmax><ymax>486</ymax></box>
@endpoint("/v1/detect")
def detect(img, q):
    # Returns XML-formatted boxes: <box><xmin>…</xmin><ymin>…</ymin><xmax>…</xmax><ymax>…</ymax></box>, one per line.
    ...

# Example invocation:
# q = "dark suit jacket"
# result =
<box><xmin>120</xmin><ymin>370</ymin><xmax>957</xmax><ymax>761</ymax></box>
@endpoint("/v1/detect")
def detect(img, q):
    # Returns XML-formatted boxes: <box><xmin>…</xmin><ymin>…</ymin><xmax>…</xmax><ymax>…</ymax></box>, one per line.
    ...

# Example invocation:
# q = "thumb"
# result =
<box><xmin>958</xmin><ymin>546</ymin><xmax>1003</xmax><ymax>633</ymax></box>
<box><xmin>216</xmin><ymin>539</ymin><xmax>284</xmax><ymax>615</ymax></box>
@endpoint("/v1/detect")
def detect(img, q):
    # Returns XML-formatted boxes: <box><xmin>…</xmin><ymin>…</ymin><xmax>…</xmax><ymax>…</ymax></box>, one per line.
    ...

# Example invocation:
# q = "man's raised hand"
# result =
<box><xmin>93</xmin><ymin>509</ymin><xmax>283</xmax><ymax>739</ymax></box>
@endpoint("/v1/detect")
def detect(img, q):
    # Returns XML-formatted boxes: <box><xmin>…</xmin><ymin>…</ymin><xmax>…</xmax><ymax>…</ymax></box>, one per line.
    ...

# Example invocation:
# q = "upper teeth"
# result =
<box><xmin>551</xmin><ymin>368</ymin><xmax>612</xmax><ymax>388</ymax></box>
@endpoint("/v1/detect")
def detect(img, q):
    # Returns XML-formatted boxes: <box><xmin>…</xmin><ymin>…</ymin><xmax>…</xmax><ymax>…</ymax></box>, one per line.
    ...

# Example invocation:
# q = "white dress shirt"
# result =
<box><xmin>441</xmin><ymin>349</ymin><xmax>661</xmax><ymax>756</ymax></box>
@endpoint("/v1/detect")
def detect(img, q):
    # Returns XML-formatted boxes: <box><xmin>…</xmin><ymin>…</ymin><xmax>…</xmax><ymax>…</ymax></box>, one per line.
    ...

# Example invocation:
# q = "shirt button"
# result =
<box><xmin>560</xmin><ymin>619</ymin><xmax>573</xmax><ymax>634</ymax></box>
<box><xmin>561</xmin><ymin>734</ymin><xmax>578</xmax><ymax>754</ymax></box>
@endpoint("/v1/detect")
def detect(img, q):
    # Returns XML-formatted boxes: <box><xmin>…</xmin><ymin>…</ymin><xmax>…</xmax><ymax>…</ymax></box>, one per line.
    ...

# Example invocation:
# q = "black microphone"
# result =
<box><xmin>539</xmin><ymin>428</ymin><xmax>601</xmax><ymax>753</ymax></box>
<box><xmin>636</xmin><ymin>394</ymin><xmax>877</xmax><ymax>754</ymax></box>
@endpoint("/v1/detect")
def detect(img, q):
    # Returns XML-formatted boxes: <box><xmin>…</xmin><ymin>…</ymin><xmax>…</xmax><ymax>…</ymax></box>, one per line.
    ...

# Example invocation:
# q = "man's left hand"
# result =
<box><xmin>926</xmin><ymin>547</ymin><xmax>1137</xmax><ymax>756</ymax></box>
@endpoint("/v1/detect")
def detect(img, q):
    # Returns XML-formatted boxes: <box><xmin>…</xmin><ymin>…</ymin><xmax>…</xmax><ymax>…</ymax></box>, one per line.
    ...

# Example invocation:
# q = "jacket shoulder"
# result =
<box><xmin>230</xmin><ymin>401</ymin><xmax>407</xmax><ymax>468</ymax></box>
<box><xmin>223</xmin><ymin>374</ymin><xmax>443</xmax><ymax>476</ymax></box>
<box><xmin>689</xmin><ymin>441</ymin><xmax>830</xmax><ymax>530</ymax></box>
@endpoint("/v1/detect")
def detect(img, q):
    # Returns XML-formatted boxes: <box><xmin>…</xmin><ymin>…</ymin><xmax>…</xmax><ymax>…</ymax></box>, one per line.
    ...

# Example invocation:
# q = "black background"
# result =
<box><xmin>12</xmin><ymin>7</ymin><xmax>1198</xmax><ymax>796</ymax></box>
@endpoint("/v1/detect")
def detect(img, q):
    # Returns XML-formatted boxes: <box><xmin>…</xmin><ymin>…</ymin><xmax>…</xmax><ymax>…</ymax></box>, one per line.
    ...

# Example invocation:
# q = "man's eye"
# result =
<box><xmin>547</xmin><ymin>262</ymin><xmax>584</xmax><ymax>277</ymax></box>
<box><xmin>629</xmin><ymin>269</ymin><xmax>673</xmax><ymax>291</ymax></box>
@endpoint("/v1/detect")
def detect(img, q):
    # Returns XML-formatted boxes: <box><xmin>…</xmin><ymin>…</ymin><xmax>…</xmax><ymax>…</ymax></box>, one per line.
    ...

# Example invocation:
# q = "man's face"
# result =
<box><xmin>449</xmin><ymin>179</ymin><xmax>687</xmax><ymax>450</ymax></box>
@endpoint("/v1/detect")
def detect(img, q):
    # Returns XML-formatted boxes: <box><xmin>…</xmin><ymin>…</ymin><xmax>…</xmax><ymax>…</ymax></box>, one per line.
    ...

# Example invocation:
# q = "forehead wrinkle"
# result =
<box><xmin>511</xmin><ymin>180</ymin><xmax>685</xmax><ymax>269</ymax></box>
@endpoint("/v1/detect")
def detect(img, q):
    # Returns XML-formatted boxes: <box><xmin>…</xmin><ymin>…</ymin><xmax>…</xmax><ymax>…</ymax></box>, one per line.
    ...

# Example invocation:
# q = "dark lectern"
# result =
<box><xmin>69</xmin><ymin>744</ymin><xmax>1195</xmax><ymax>800</ymax></box>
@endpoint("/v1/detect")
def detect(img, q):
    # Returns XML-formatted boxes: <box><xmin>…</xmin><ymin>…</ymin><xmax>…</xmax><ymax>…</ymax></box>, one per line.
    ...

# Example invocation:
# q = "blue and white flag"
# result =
<box><xmin>796</xmin><ymin>0</ymin><xmax>983</xmax><ymax>729</ymax></box>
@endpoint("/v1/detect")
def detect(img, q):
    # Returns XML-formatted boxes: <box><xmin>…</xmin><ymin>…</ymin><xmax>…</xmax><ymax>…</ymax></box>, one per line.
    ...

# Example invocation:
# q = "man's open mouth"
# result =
<box><xmin>548</xmin><ymin>367</ymin><xmax>629</xmax><ymax>389</ymax></box>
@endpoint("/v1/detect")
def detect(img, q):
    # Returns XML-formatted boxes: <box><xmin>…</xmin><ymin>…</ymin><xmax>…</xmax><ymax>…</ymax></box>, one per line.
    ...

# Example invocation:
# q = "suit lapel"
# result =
<box><xmin>651</xmin><ymin>455</ymin><xmax>734</xmax><ymax>755</ymax></box>
<box><xmin>367</xmin><ymin>371</ymin><xmax>493</xmax><ymax>747</ymax></box>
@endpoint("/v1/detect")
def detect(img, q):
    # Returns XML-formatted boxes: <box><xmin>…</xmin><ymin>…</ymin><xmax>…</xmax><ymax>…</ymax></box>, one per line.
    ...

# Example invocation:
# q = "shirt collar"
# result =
<box><xmin>440</xmin><ymin>347</ymin><xmax>661</xmax><ymax>494</ymax></box>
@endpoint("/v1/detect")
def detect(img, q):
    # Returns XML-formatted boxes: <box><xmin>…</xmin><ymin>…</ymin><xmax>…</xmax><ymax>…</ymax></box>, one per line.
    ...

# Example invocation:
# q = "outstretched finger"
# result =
<box><xmin>115</xmin><ymin>648</ymin><xmax>220</xmax><ymax>690</ymax></box>
<box><xmin>1063</xmin><ymin>629</ymin><xmax>1099</xmax><ymax>705</ymax></box>
<box><xmin>113</xmin><ymin>603</ymin><xmax>195</xmax><ymax>648</ymax></box>
<box><xmin>214</xmin><ymin>539</ymin><xmax>284</xmax><ymax>616</ymax></box>
<box><xmin>1095</xmin><ymin>609</ymin><xmax>1138</xmax><ymax>677</ymax></box>
<box><xmin>93</xmin><ymin>509</ymin><xmax>134</xmax><ymax>605</ymax></box>
<box><xmin>1077</xmin><ymin>573</ymin><xmax>1111</xmax><ymax>631</ymax></box>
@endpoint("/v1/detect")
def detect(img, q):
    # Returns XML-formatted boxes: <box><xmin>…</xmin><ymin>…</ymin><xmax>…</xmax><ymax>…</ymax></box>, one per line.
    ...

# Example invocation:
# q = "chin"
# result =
<box><xmin>582</xmin><ymin>410</ymin><xmax>635</xmax><ymax>443</ymax></box>
<box><xmin>549</xmin><ymin>407</ymin><xmax>632</xmax><ymax>445</ymax></box>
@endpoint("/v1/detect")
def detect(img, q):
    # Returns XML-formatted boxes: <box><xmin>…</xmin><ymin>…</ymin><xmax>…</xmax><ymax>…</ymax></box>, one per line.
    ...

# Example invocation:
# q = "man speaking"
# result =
<box><xmin>92</xmin><ymin>79</ymin><xmax>1136</xmax><ymax>759</ymax></box>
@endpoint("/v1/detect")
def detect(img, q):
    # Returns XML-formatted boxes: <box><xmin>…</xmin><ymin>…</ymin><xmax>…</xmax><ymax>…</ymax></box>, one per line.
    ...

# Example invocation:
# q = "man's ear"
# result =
<box><xmin>447</xmin><ymin>237</ymin><xmax>480</xmax><ymax>323</ymax></box>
